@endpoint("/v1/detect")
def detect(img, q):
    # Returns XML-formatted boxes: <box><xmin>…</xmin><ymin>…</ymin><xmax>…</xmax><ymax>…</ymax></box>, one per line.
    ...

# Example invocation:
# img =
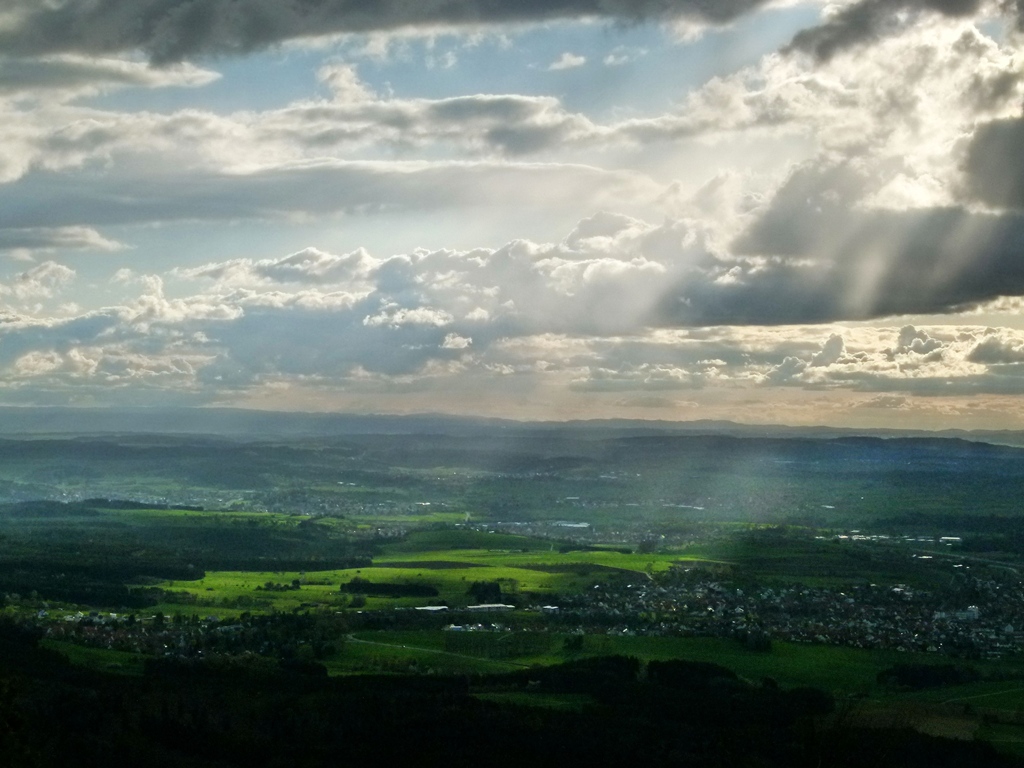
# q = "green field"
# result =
<box><xmin>150</xmin><ymin>560</ymin><xmax>612</xmax><ymax>612</ymax></box>
<box><xmin>41</xmin><ymin>639</ymin><xmax>147</xmax><ymax>676</ymax></box>
<box><xmin>347</xmin><ymin>630</ymin><xmax>994</xmax><ymax>692</ymax></box>
<box><xmin>329</xmin><ymin>634</ymin><xmax>528</xmax><ymax>675</ymax></box>
<box><xmin>336</xmin><ymin>627</ymin><xmax>1024</xmax><ymax>756</ymax></box>
<box><xmin>145</xmin><ymin>533</ymin><xmax>719</xmax><ymax>614</ymax></box>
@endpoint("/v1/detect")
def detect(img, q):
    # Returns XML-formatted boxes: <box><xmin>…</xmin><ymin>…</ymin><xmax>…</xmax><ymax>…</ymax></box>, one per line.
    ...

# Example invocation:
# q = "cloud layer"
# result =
<box><xmin>1</xmin><ymin>0</ymin><xmax>1017</xmax><ymax>69</ymax></box>
<box><xmin>1</xmin><ymin>1</ymin><xmax>1024</xmax><ymax>428</ymax></box>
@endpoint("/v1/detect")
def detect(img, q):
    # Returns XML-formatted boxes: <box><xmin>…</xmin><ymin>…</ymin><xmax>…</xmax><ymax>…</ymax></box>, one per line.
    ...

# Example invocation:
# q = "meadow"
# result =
<box><xmin>144</xmin><ymin>527</ymin><xmax>715</xmax><ymax>615</ymax></box>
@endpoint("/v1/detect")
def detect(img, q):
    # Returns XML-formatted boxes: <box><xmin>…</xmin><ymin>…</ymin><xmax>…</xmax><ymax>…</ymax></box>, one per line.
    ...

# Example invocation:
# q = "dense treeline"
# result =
<box><xmin>0</xmin><ymin>500</ymin><xmax>376</xmax><ymax>609</ymax></box>
<box><xmin>0</xmin><ymin>620</ymin><xmax>1018</xmax><ymax>767</ymax></box>
<box><xmin>0</xmin><ymin>500</ymin><xmax>204</xmax><ymax>517</ymax></box>
<box><xmin>877</xmin><ymin>663</ymin><xmax>982</xmax><ymax>689</ymax></box>
<box><xmin>339</xmin><ymin>577</ymin><xmax>438</xmax><ymax>597</ymax></box>
<box><xmin>0</xmin><ymin>554</ymin><xmax>373</xmax><ymax>610</ymax></box>
<box><xmin>876</xmin><ymin>513</ymin><xmax>1024</xmax><ymax>553</ymax></box>
<box><xmin>877</xmin><ymin>513</ymin><xmax>1024</xmax><ymax>534</ymax></box>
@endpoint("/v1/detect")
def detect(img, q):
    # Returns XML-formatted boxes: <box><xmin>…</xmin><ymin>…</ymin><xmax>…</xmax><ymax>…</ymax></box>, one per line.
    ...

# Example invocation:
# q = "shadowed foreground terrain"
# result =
<box><xmin>1</xmin><ymin>619</ymin><xmax>1019</xmax><ymax>768</ymax></box>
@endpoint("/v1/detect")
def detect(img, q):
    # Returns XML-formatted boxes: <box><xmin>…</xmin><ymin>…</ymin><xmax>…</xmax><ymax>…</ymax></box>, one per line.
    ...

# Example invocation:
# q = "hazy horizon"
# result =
<box><xmin>1</xmin><ymin>403</ymin><xmax>1023</xmax><ymax>442</ymax></box>
<box><xmin>4</xmin><ymin>1</ymin><xmax>1024</xmax><ymax>429</ymax></box>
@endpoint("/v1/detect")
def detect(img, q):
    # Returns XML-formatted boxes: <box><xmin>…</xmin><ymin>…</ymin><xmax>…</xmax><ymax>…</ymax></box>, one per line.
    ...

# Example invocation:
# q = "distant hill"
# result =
<box><xmin>0</xmin><ymin>405</ymin><xmax>1023</xmax><ymax>445</ymax></box>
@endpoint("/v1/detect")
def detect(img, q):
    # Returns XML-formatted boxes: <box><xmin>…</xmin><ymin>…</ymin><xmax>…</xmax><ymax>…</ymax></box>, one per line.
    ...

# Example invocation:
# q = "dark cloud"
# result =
<box><xmin>786</xmin><ymin>0</ymin><xmax>983</xmax><ymax>61</ymax></box>
<box><xmin>964</xmin><ymin>116</ymin><xmax>1024</xmax><ymax>209</ymax></box>
<box><xmin>0</xmin><ymin>0</ymin><xmax>771</xmax><ymax>64</ymax></box>
<box><xmin>652</xmin><ymin>163</ymin><xmax>1024</xmax><ymax>326</ymax></box>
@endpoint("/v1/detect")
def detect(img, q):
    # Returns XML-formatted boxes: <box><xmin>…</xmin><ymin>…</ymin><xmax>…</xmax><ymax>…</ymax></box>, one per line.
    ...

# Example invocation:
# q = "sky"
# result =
<box><xmin>5</xmin><ymin>0</ymin><xmax>1024</xmax><ymax>429</ymax></box>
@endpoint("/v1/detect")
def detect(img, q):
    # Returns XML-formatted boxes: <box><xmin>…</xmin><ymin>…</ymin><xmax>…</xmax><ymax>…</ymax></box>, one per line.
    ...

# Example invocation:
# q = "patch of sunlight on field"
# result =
<box><xmin>145</xmin><ymin>538</ymin><xmax>716</xmax><ymax>612</ymax></box>
<box><xmin>147</xmin><ymin>561</ymin><xmax>582</xmax><ymax>611</ymax></box>
<box><xmin>376</xmin><ymin>547</ymin><xmax>715</xmax><ymax>575</ymax></box>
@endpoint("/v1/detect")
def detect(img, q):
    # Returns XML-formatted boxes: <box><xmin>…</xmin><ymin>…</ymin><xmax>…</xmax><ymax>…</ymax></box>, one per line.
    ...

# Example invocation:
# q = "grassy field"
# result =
<box><xmin>153</xmin><ymin>559</ymin><xmax>692</xmax><ymax>611</ymax></box>
<box><xmin>338</xmin><ymin>628</ymin><xmax>1024</xmax><ymax>758</ymax></box>
<box><xmin>40</xmin><ymin>639</ymin><xmax>147</xmax><ymax>675</ymax></box>
<box><xmin>345</xmin><ymin>629</ymin><xmax>1024</xmax><ymax>697</ymax></box>
<box><xmin>328</xmin><ymin>634</ymin><xmax>525</xmax><ymax>675</ymax></box>
<box><xmin>141</xmin><ymin>527</ymin><xmax>723</xmax><ymax>612</ymax></box>
<box><xmin>149</xmin><ymin>560</ymin><xmax>600</xmax><ymax>612</ymax></box>
<box><xmin>135</xmin><ymin>520</ymin><xmax>971</xmax><ymax>620</ymax></box>
<box><xmin>346</xmin><ymin>630</ymin><xmax>910</xmax><ymax>690</ymax></box>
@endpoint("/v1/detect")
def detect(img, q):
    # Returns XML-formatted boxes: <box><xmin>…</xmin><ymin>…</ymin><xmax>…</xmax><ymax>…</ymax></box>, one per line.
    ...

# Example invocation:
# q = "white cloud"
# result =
<box><xmin>810</xmin><ymin>333</ymin><xmax>845</xmax><ymax>367</ymax></box>
<box><xmin>603</xmin><ymin>47</ymin><xmax>645</xmax><ymax>66</ymax></box>
<box><xmin>1</xmin><ymin>261</ymin><xmax>75</xmax><ymax>301</ymax></box>
<box><xmin>316</xmin><ymin>62</ymin><xmax>375</xmax><ymax>102</ymax></box>
<box><xmin>179</xmin><ymin>247</ymin><xmax>379</xmax><ymax>288</ymax></box>
<box><xmin>363</xmin><ymin>306</ymin><xmax>454</xmax><ymax>328</ymax></box>
<box><xmin>548</xmin><ymin>52</ymin><xmax>586</xmax><ymax>71</ymax></box>
<box><xmin>441</xmin><ymin>332</ymin><xmax>472</xmax><ymax>349</ymax></box>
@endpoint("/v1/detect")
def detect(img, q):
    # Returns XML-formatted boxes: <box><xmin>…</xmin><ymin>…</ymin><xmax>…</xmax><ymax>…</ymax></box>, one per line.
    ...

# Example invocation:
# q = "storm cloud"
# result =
<box><xmin>964</xmin><ymin>115</ymin><xmax>1024</xmax><ymax>209</ymax></box>
<box><xmin>685</xmin><ymin>164</ymin><xmax>1024</xmax><ymax>324</ymax></box>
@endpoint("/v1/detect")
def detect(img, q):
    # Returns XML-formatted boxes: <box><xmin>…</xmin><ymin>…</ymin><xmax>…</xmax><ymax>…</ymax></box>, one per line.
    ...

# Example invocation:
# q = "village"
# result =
<box><xmin>553</xmin><ymin>567</ymin><xmax>1024</xmax><ymax>659</ymax></box>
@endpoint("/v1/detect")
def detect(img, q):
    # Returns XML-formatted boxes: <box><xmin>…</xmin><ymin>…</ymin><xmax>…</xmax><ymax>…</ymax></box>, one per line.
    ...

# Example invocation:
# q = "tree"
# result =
<box><xmin>563</xmin><ymin>635</ymin><xmax>584</xmax><ymax>653</ymax></box>
<box><xmin>467</xmin><ymin>581</ymin><xmax>502</xmax><ymax>604</ymax></box>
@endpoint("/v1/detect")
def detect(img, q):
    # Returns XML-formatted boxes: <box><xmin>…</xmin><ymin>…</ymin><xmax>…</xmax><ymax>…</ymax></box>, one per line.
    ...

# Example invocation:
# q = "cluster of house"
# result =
<box><xmin>42</xmin><ymin>612</ymin><xmax>230</xmax><ymax>657</ymax></box>
<box><xmin>555</xmin><ymin>570</ymin><xmax>1024</xmax><ymax>658</ymax></box>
